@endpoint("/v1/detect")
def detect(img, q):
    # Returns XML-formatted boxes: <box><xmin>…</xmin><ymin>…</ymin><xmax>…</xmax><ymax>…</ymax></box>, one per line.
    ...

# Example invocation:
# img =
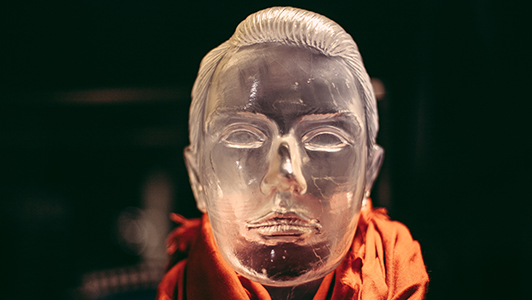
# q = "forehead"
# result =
<box><xmin>220</xmin><ymin>44</ymin><xmax>348</xmax><ymax>82</ymax></box>
<box><xmin>206</xmin><ymin>44</ymin><xmax>363</xmax><ymax>125</ymax></box>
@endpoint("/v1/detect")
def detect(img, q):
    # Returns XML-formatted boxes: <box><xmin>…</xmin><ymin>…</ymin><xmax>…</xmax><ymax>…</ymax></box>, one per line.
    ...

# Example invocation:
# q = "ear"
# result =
<box><xmin>365</xmin><ymin>144</ymin><xmax>384</xmax><ymax>197</ymax></box>
<box><xmin>184</xmin><ymin>146</ymin><xmax>207</xmax><ymax>213</ymax></box>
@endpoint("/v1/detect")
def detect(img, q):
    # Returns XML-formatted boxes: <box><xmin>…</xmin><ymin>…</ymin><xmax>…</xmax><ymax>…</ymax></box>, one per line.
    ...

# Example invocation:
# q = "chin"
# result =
<box><xmin>219</xmin><ymin>235</ymin><xmax>345</xmax><ymax>287</ymax></box>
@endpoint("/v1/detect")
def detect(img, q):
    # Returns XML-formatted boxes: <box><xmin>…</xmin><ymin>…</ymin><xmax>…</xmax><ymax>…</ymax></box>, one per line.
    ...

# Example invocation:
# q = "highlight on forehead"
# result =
<box><xmin>220</xmin><ymin>43</ymin><xmax>350</xmax><ymax>81</ymax></box>
<box><xmin>210</xmin><ymin>44</ymin><xmax>358</xmax><ymax>106</ymax></box>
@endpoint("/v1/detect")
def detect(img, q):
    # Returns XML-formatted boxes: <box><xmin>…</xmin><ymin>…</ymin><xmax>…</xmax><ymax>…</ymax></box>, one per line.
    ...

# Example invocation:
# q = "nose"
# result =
<box><xmin>260</xmin><ymin>141</ymin><xmax>307</xmax><ymax>195</ymax></box>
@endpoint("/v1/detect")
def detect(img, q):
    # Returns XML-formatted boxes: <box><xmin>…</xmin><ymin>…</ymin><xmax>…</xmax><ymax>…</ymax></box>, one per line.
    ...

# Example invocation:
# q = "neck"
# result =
<box><xmin>263</xmin><ymin>278</ymin><xmax>324</xmax><ymax>300</ymax></box>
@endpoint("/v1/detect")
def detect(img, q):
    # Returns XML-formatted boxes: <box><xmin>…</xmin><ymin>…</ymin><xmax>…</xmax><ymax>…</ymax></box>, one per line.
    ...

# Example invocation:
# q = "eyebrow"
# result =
<box><xmin>298</xmin><ymin>112</ymin><xmax>362</xmax><ymax>130</ymax></box>
<box><xmin>206</xmin><ymin>110</ymin><xmax>362</xmax><ymax>134</ymax></box>
<box><xmin>208</xmin><ymin>110</ymin><xmax>271</xmax><ymax>122</ymax></box>
<box><xmin>210</xmin><ymin>110</ymin><xmax>358</xmax><ymax>121</ymax></box>
<box><xmin>206</xmin><ymin>111</ymin><xmax>272</xmax><ymax>132</ymax></box>
<box><xmin>299</xmin><ymin>111</ymin><xmax>357</xmax><ymax>122</ymax></box>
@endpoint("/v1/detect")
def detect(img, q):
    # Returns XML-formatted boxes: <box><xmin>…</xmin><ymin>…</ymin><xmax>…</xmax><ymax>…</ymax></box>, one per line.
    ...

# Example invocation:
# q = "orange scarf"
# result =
<box><xmin>157</xmin><ymin>203</ymin><xmax>428</xmax><ymax>300</ymax></box>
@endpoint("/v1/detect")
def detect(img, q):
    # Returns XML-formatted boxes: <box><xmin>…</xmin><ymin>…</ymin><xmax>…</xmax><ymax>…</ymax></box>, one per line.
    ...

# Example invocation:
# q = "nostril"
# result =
<box><xmin>290</xmin><ymin>185</ymin><xmax>301</xmax><ymax>195</ymax></box>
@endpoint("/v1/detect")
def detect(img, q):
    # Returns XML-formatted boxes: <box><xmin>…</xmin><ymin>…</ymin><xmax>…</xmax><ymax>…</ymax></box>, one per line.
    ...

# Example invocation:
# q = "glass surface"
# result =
<box><xmin>198</xmin><ymin>44</ymin><xmax>367</xmax><ymax>286</ymax></box>
<box><xmin>183</xmin><ymin>6</ymin><xmax>383</xmax><ymax>289</ymax></box>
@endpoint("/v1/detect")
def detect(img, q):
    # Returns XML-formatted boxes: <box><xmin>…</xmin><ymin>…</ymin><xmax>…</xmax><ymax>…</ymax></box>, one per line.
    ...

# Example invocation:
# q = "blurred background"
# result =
<box><xmin>1</xmin><ymin>1</ymin><xmax>529</xmax><ymax>299</ymax></box>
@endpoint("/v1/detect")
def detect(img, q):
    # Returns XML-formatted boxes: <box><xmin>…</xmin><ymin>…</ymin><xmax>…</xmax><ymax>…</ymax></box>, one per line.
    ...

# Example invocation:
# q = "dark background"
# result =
<box><xmin>1</xmin><ymin>1</ymin><xmax>529</xmax><ymax>299</ymax></box>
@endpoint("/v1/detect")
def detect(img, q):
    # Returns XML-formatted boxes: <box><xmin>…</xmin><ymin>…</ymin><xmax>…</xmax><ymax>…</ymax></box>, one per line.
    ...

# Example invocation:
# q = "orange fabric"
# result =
<box><xmin>156</xmin><ymin>203</ymin><xmax>428</xmax><ymax>300</ymax></box>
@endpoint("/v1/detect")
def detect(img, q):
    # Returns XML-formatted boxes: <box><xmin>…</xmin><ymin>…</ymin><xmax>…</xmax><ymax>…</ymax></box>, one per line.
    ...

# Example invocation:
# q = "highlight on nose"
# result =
<box><xmin>278</xmin><ymin>143</ymin><xmax>295</xmax><ymax>179</ymax></box>
<box><xmin>260</xmin><ymin>141</ymin><xmax>307</xmax><ymax>195</ymax></box>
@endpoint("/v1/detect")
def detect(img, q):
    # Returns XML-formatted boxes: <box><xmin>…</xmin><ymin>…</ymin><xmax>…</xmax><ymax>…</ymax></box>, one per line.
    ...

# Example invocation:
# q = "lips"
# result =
<box><xmin>246</xmin><ymin>211</ymin><xmax>322</xmax><ymax>239</ymax></box>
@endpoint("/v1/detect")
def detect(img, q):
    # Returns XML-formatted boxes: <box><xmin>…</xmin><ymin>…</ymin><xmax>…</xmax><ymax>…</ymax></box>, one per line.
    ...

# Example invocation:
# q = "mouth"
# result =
<box><xmin>246</xmin><ymin>211</ymin><xmax>322</xmax><ymax>240</ymax></box>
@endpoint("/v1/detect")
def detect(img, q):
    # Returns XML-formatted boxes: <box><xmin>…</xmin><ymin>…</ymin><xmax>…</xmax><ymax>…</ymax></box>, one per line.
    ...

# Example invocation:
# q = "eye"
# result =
<box><xmin>220</xmin><ymin>125</ymin><xmax>266</xmax><ymax>149</ymax></box>
<box><xmin>302</xmin><ymin>127</ymin><xmax>352</xmax><ymax>152</ymax></box>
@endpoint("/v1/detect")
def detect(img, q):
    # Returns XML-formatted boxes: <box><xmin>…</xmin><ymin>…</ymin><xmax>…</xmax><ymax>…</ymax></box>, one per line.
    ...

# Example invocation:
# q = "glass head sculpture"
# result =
<box><xmin>184</xmin><ymin>7</ymin><xmax>384</xmax><ymax>287</ymax></box>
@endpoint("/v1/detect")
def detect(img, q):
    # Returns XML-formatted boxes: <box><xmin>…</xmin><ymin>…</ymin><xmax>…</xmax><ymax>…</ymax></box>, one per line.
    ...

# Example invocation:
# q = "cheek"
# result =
<box><xmin>206</xmin><ymin>144</ymin><xmax>272</xmax><ymax>222</ymax></box>
<box><xmin>209</xmin><ymin>144</ymin><xmax>269</xmax><ymax>191</ymax></box>
<box><xmin>327</xmin><ymin>190</ymin><xmax>359</xmax><ymax>217</ymax></box>
<box><xmin>303</xmin><ymin>146</ymin><xmax>364</xmax><ymax>198</ymax></box>
<box><xmin>321</xmin><ymin>191</ymin><xmax>361</xmax><ymax>238</ymax></box>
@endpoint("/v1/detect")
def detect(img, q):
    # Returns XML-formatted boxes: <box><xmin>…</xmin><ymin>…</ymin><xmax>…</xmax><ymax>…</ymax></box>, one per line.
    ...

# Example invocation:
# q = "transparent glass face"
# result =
<box><xmin>198</xmin><ymin>44</ymin><xmax>367</xmax><ymax>286</ymax></box>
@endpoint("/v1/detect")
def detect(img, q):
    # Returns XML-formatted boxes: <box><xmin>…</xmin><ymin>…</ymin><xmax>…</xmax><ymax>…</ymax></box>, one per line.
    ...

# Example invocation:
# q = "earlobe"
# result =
<box><xmin>184</xmin><ymin>146</ymin><xmax>207</xmax><ymax>213</ymax></box>
<box><xmin>365</xmin><ymin>144</ymin><xmax>384</xmax><ymax>197</ymax></box>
